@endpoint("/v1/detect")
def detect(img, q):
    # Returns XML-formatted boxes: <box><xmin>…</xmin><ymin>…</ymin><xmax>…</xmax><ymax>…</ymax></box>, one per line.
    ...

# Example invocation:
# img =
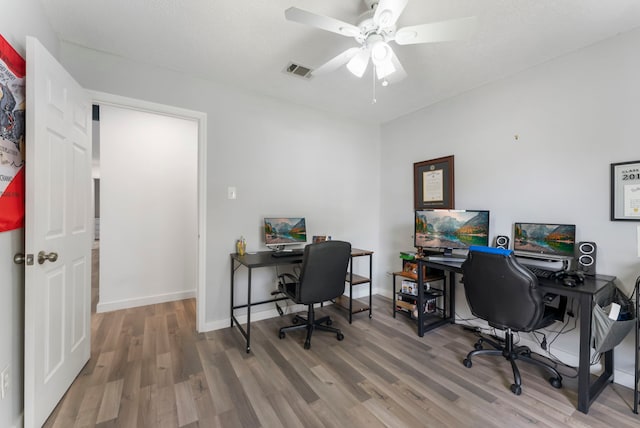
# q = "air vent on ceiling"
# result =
<box><xmin>284</xmin><ymin>62</ymin><xmax>313</xmax><ymax>79</ymax></box>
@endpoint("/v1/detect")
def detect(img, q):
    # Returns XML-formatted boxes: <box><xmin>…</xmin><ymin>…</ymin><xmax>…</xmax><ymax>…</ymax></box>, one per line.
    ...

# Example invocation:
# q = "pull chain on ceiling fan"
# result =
<box><xmin>285</xmin><ymin>0</ymin><xmax>477</xmax><ymax>84</ymax></box>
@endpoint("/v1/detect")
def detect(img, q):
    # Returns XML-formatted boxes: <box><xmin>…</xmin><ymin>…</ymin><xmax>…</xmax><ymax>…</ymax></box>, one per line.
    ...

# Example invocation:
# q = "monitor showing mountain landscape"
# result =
<box><xmin>513</xmin><ymin>222</ymin><xmax>576</xmax><ymax>258</ymax></box>
<box><xmin>414</xmin><ymin>210</ymin><xmax>490</xmax><ymax>254</ymax></box>
<box><xmin>264</xmin><ymin>217</ymin><xmax>307</xmax><ymax>248</ymax></box>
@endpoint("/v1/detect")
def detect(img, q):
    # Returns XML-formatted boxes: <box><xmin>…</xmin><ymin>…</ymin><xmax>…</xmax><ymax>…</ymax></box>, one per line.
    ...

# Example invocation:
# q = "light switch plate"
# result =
<box><xmin>228</xmin><ymin>186</ymin><xmax>237</xmax><ymax>200</ymax></box>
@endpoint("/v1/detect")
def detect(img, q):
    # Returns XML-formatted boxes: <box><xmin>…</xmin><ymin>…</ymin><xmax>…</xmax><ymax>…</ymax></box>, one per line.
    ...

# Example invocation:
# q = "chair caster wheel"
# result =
<box><xmin>463</xmin><ymin>358</ymin><xmax>472</xmax><ymax>368</ymax></box>
<box><xmin>292</xmin><ymin>317</ymin><xmax>299</xmax><ymax>324</ymax></box>
<box><xmin>278</xmin><ymin>331</ymin><xmax>285</xmax><ymax>339</ymax></box>
<box><xmin>474</xmin><ymin>343</ymin><xmax>483</xmax><ymax>350</ymax></box>
<box><xmin>337</xmin><ymin>333</ymin><xmax>344</xmax><ymax>341</ymax></box>
<box><xmin>549</xmin><ymin>377</ymin><xmax>562</xmax><ymax>389</ymax></box>
<box><xmin>510</xmin><ymin>384</ymin><xmax>522</xmax><ymax>395</ymax></box>
<box><xmin>304</xmin><ymin>340</ymin><xmax>311</xmax><ymax>349</ymax></box>
<box><xmin>326</xmin><ymin>319</ymin><xmax>333</xmax><ymax>326</ymax></box>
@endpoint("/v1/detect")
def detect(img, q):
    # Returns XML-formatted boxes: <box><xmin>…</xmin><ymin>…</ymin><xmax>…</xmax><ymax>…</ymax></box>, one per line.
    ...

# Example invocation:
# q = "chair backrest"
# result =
<box><xmin>461</xmin><ymin>246</ymin><xmax>546</xmax><ymax>332</ymax></box>
<box><xmin>297</xmin><ymin>240</ymin><xmax>351</xmax><ymax>304</ymax></box>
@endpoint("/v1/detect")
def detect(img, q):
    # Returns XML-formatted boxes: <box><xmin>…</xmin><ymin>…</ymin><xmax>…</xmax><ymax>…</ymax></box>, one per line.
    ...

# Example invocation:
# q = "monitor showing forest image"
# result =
<box><xmin>264</xmin><ymin>217</ymin><xmax>307</xmax><ymax>247</ymax></box>
<box><xmin>414</xmin><ymin>210</ymin><xmax>490</xmax><ymax>253</ymax></box>
<box><xmin>513</xmin><ymin>222</ymin><xmax>576</xmax><ymax>258</ymax></box>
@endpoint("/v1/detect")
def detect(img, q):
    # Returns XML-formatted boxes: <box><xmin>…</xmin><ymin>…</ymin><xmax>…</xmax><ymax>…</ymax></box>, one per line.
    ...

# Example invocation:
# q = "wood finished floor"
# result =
<box><xmin>44</xmin><ymin>250</ymin><xmax>639</xmax><ymax>427</ymax></box>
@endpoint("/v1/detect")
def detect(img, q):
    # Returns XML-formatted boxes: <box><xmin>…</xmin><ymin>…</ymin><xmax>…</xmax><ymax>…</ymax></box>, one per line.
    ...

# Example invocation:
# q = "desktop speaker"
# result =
<box><xmin>576</xmin><ymin>241</ymin><xmax>596</xmax><ymax>276</ymax></box>
<box><xmin>494</xmin><ymin>235</ymin><xmax>510</xmax><ymax>249</ymax></box>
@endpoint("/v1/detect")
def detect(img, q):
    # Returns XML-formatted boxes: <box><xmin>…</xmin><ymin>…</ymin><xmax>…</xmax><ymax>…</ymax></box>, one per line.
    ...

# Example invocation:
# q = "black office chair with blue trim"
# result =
<box><xmin>277</xmin><ymin>240</ymin><xmax>351</xmax><ymax>349</ymax></box>
<box><xmin>461</xmin><ymin>245</ymin><xmax>563</xmax><ymax>395</ymax></box>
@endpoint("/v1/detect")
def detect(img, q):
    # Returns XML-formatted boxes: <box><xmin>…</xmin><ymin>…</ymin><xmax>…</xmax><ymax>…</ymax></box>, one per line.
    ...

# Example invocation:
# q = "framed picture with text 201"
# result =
<box><xmin>611</xmin><ymin>160</ymin><xmax>640</xmax><ymax>221</ymax></box>
<box><xmin>414</xmin><ymin>155</ymin><xmax>454</xmax><ymax>210</ymax></box>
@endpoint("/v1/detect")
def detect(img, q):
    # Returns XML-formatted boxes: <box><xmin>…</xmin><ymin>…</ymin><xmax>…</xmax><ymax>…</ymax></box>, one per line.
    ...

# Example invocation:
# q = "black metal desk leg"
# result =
<box><xmin>392</xmin><ymin>273</ymin><xmax>397</xmax><ymax>319</ymax></box>
<box><xmin>577</xmin><ymin>293</ymin><xmax>591</xmax><ymax>413</ymax></box>
<box><xmin>230</xmin><ymin>258</ymin><xmax>235</xmax><ymax>328</ymax></box>
<box><xmin>449</xmin><ymin>271</ymin><xmax>456</xmax><ymax>323</ymax></box>
<box><xmin>246</xmin><ymin>268</ymin><xmax>252</xmax><ymax>353</ymax></box>
<box><xmin>417</xmin><ymin>267</ymin><xmax>425</xmax><ymax>337</ymax></box>
<box><xmin>368</xmin><ymin>253</ymin><xmax>373</xmax><ymax>319</ymax></box>
<box><xmin>349</xmin><ymin>258</ymin><xmax>353</xmax><ymax>324</ymax></box>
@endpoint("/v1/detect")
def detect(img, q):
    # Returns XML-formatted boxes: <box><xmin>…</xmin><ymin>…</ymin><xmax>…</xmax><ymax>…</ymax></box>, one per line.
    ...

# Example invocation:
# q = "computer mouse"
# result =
<box><xmin>563</xmin><ymin>277</ymin><xmax>576</xmax><ymax>287</ymax></box>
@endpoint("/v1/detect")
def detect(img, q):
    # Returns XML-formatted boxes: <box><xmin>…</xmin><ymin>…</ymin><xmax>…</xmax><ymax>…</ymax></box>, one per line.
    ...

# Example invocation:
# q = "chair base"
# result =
<box><xmin>462</xmin><ymin>331</ymin><xmax>562</xmax><ymax>395</ymax></box>
<box><xmin>278</xmin><ymin>305</ymin><xmax>344</xmax><ymax>349</ymax></box>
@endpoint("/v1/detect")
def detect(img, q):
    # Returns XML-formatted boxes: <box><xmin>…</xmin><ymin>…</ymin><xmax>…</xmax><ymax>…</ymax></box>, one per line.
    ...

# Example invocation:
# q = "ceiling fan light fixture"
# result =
<box><xmin>375</xmin><ymin>60</ymin><xmax>395</xmax><ymax>79</ymax></box>
<box><xmin>370</xmin><ymin>40</ymin><xmax>392</xmax><ymax>65</ymax></box>
<box><xmin>346</xmin><ymin>48</ymin><xmax>371</xmax><ymax>77</ymax></box>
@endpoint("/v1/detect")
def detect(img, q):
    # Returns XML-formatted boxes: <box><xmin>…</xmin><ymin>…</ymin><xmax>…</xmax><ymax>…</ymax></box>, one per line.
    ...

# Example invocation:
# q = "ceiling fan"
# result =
<box><xmin>285</xmin><ymin>0</ymin><xmax>477</xmax><ymax>84</ymax></box>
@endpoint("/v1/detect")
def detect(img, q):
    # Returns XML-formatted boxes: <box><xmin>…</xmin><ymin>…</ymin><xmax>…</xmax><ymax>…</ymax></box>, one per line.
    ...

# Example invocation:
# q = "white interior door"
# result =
<box><xmin>24</xmin><ymin>37</ymin><xmax>92</xmax><ymax>428</ymax></box>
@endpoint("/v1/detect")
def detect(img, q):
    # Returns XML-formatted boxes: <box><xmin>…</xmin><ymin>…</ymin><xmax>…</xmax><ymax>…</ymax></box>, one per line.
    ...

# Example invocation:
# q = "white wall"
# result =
<box><xmin>97</xmin><ymin>106</ymin><xmax>198</xmax><ymax>311</ymax></box>
<box><xmin>0</xmin><ymin>2</ymin><xmax>59</xmax><ymax>427</ymax></box>
<box><xmin>58</xmin><ymin>43</ymin><xmax>382</xmax><ymax>330</ymax></box>
<box><xmin>380</xmin><ymin>28</ymin><xmax>640</xmax><ymax>386</ymax></box>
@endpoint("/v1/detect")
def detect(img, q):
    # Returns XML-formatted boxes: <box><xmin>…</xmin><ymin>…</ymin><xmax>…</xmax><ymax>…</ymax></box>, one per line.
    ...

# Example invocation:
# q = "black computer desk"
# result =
<box><xmin>231</xmin><ymin>249</ymin><xmax>373</xmax><ymax>352</ymax></box>
<box><xmin>230</xmin><ymin>251</ymin><xmax>303</xmax><ymax>353</ymax></box>
<box><xmin>419</xmin><ymin>258</ymin><xmax>615</xmax><ymax>414</ymax></box>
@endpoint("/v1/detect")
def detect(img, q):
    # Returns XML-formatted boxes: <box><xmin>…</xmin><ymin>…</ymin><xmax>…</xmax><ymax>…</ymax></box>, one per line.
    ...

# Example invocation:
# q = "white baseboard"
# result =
<box><xmin>96</xmin><ymin>289</ymin><xmax>196</xmax><ymax>313</ymax></box>
<box><xmin>202</xmin><ymin>303</ymin><xmax>302</xmax><ymax>332</ymax></box>
<box><xmin>11</xmin><ymin>414</ymin><xmax>23</xmax><ymax>428</ymax></box>
<box><xmin>202</xmin><ymin>301</ymin><xmax>337</xmax><ymax>332</ymax></box>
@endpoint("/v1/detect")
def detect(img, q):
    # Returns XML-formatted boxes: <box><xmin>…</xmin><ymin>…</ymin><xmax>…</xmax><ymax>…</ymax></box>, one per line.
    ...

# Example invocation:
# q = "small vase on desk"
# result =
<box><xmin>236</xmin><ymin>237</ymin><xmax>246</xmax><ymax>256</ymax></box>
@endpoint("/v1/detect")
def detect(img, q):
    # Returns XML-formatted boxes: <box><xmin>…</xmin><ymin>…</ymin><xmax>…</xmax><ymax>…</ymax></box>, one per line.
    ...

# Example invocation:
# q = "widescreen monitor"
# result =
<box><xmin>264</xmin><ymin>217</ymin><xmax>307</xmax><ymax>249</ymax></box>
<box><xmin>513</xmin><ymin>222</ymin><xmax>576</xmax><ymax>258</ymax></box>
<box><xmin>414</xmin><ymin>210</ymin><xmax>490</xmax><ymax>255</ymax></box>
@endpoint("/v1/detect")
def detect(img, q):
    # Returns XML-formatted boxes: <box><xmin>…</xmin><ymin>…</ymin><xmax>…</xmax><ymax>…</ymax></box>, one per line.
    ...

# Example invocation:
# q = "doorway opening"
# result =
<box><xmin>90</xmin><ymin>93</ymin><xmax>207</xmax><ymax>331</ymax></box>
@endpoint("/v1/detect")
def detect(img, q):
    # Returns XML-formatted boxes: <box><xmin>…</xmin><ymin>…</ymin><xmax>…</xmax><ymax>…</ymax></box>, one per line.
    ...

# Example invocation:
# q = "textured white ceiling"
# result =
<box><xmin>41</xmin><ymin>0</ymin><xmax>640</xmax><ymax>123</ymax></box>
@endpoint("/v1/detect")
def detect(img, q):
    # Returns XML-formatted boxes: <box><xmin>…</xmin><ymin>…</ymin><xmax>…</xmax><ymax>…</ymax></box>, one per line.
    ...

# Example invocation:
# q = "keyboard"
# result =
<box><xmin>527</xmin><ymin>266</ymin><xmax>555</xmax><ymax>279</ymax></box>
<box><xmin>271</xmin><ymin>250</ymin><xmax>304</xmax><ymax>258</ymax></box>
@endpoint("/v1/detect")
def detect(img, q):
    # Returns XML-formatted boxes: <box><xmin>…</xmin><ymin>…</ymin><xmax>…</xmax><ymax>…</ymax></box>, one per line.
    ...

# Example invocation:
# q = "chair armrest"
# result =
<box><xmin>278</xmin><ymin>273</ymin><xmax>298</xmax><ymax>283</ymax></box>
<box><xmin>278</xmin><ymin>272</ymin><xmax>301</xmax><ymax>300</ymax></box>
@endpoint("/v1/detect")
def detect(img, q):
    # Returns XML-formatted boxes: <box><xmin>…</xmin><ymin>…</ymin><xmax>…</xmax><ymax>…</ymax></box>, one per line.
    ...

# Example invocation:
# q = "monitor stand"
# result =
<box><xmin>425</xmin><ymin>248</ymin><xmax>465</xmax><ymax>262</ymax></box>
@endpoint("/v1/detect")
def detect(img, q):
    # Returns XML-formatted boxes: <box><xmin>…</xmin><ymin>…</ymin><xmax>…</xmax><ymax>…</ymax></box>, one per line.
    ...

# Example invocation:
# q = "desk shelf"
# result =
<box><xmin>339</xmin><ymin>248</ymin><xmax>374</xmax><ymax>323</ymax></box>
<box><xmin>392</xmin><ymin>257</ymin><xmax>450</xmax><ymax>336</ymax></box>
<box><xmin>335</xmin><ymin>295</ymin><xmax>369</xmax><ymax>314</ymax></box>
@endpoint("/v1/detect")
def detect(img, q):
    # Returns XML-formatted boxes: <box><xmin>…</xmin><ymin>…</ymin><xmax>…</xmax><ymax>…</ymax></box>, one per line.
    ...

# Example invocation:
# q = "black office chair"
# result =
<box><xmin>461</xmin><ymin>246</ymin><xmax>563</xmax><ymax>395</ymax></box>
<box><xmin>277</xmin><ymin>240</ymin><xmax>351</xmax><ymax>349</ymax></box>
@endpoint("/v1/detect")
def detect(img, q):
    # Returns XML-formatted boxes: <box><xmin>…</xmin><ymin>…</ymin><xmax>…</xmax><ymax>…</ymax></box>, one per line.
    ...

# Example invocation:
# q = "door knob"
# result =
<box><xmin>38</xmin><ymin>251</ymin><xmax>59</xmax><ymax>265</ymax></box>
<box><xmin>14</xmin><ymin>253</ymin><xmax>25</xmax><ymax>264</ymax></box>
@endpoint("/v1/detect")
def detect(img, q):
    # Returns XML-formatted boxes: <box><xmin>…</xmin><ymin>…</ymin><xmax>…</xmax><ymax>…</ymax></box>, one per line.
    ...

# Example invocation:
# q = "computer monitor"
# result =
<box><xmin>264</xmin><ymin>217</ymin><xmax>307</xmax><ymax>249</ymax></box>
<box><xmin>414</xmin><ymin>209</ymin><xmax>490</xmax><ymax>255</ymax></box>
<box><xmin>513</xmin><ymin>222</ymin><xmax>576</xmax><ymax>259</ymax></box>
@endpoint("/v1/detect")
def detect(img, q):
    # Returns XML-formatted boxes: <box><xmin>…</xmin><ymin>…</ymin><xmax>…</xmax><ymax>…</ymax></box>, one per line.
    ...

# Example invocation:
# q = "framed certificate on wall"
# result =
<box><xmin>611</xmin><ymin>160</ymin><xmax>640</xmax><ymax>221</ymax></box>
<box><xmin>414</xmin><ymin>155</ymin><xmax>454</xmax><ymax>210</ymax></box>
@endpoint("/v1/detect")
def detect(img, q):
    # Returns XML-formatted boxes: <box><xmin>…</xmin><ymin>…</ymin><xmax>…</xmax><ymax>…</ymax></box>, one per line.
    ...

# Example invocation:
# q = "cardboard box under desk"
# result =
<box><xmin>399</xmin><ymin>261</ymin><xmax>445</xmax><ymax>281</ymax></box>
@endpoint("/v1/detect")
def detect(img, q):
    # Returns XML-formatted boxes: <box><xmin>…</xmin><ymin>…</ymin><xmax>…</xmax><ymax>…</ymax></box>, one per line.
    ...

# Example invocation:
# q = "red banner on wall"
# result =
<box><xmin>0</xmin><ymin>35</ymin><xmax>26</xmax><ymax>232</ymax></box>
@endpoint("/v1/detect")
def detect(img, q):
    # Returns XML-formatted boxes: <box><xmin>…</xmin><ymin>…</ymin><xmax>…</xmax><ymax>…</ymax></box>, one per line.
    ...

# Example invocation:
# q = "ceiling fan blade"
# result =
<box><xmin>312</xmin><ymin>47</ymin><xmax>361</xmax><ymax>76</ymax></box>
<box><xmin>346</xmin><ymin>48</ymin><xmax>371</xmax><ymax>78</ymax></box>
<box><xmin>395</xmin><ymin>16</ymin><xmax>478</xmax><ymax>45</ymax></box>
<box><xmin>285</xmin><ymin>7</ymin><xmax>360</xmax><ymax>37</ymax></box>
<box><xmin>373</xmin><ymin>0</ymin><xmax>408</xmax><ymax>28</ymax></box>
